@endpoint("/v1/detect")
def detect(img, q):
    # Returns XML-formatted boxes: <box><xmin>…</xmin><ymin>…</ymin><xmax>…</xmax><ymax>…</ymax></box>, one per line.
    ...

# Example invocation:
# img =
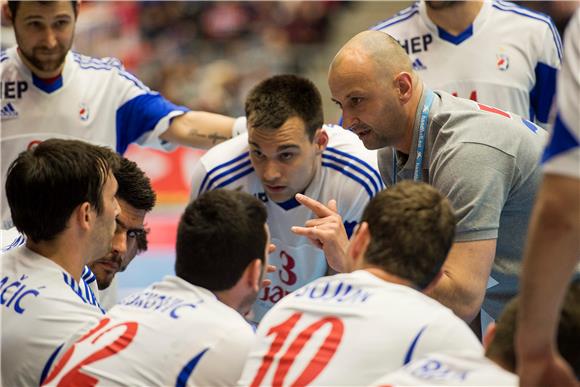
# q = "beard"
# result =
<box><xmin>15</xmin><ymin>31</ymin><xmax>70</xmax><ymax>74</ymax></box>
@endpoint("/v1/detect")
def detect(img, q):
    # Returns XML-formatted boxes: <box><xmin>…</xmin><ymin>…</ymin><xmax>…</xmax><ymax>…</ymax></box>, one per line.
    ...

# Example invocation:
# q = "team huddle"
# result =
<box><xmin>1</xmin><ymin>1</ymin><xmax>579</xmax><ymax>386</ymax></box>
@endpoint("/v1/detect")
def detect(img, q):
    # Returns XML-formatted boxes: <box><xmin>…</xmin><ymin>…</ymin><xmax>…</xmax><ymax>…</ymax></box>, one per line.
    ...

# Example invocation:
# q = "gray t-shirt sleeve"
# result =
<box><xmin>430</xmin><ymin>142</ymin><xmax>514</xmax><ymax>242</ymax></box>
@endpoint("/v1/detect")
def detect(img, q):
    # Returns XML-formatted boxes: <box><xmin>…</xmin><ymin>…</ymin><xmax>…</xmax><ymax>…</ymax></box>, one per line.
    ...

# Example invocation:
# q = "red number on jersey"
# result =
<box><xmin>250</xmin><ymin>312</ymin><xmax>344</xmax><ymax>387</ymax></box>
<box><xmin>42</xmin><ymin>318</ymin><xmax>138</xmax><ymax>387</ymax></box>
<box><xmin>279</xmin><ymin>250</ymin><xmax>297</xmax><ymax>286</ymax></box>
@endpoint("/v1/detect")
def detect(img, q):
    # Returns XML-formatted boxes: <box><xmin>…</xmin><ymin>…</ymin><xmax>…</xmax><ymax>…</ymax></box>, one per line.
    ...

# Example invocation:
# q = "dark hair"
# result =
<box><xmin>244</xmin><ymin>74</ymin><xmax>324</xmax><ymax>140</ymax></box>
<box><xmin>361</xmin><ymin>181</ymin><xmax>456</xmax><ymax>289</ymax></box>
<box><xmin>486</xmin><ymin>281</ymin><xmax>580</xmax><ymax>375</ymax></box>
<box><xmin>5</xmin><ymin>139</ymin><xmax>119</xmax><ymax>243</ymax></box>
<box><xmin>115</xmin><ymin>157</ymin><xmax>156</xmax><ymax>213</ymax></box>
<box><xmin>114</xmin><ymin>156</ymin><xmax>156</xmax><ymax>253</ymax></box>
<box><xmin>8</xmin><ymin>1</ymin><xmax>79</xmax><ymax>19</ymax></box>
<box><xmin>175</xmin><ymin>189</ymin><xmax>268</xmax><ymax>291</ymax></box>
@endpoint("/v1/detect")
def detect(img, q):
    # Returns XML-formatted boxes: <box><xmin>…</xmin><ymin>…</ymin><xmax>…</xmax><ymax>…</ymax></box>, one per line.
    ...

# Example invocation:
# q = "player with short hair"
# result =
<box><xmin>370</xmin><ymin>281</ymin><xmax>580</xmax><ymax>386</ymax></box>
<box><xmin>1</xmin><ymin>139</ymin><xmax>120</xmax><ymax>387</ymax></box>
<box><xmin>238</xmin><ymin>181</ymin><xmax>482</xmax><ymax>387</ymax></box>
<box><xmin>43</xmin><ymin>190</ymin><xmax>270</xmax><ymax>387</ymax></box>
<box><xmin>189</xmin><ymin>74</ymin><xmax>383</xmax><ymax>322</ymax></box>
<box><xmin>1</xmin><ymin>0</ymin><xmax>241</xmax><ymax>229</ymax></box>
<box><xmin>371</xmin><ymin>0</ymin><xmax>561</xmax><ymax>128</ymax></box>
<box><xmin>89</xmin><ymin>156</ymin><xmax>156</xmax><ymax>291</ymax></box>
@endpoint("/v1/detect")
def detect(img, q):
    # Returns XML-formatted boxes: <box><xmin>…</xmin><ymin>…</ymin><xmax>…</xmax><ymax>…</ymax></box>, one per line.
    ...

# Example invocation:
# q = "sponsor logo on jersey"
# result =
<box><xmin>1</xmin><ymin>102</ymin><xmax>18</xmax><ymax>119</ymax></box>
<box><xmin>398</xmin><ymin>34</ymin><xmax>433</xmax><ymax>55</ymax></box>
<box><xmin>412</xmin><ymin>58</ymin><xmax>427</xmax><ymax>71</ymax></box>
<box><xmin>496</xmin><ymin>53</ymin><xmax>509</xmax><ymax>71</ymax></box>
<box><xmin>79</xmin><ymin>103</ymin><xmax>90</xmax><ymax>121</ymax></box>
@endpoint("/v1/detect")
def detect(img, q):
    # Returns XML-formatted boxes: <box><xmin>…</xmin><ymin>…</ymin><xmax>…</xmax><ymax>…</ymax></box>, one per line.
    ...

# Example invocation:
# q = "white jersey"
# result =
<box><xmin>0</xmin><ymin>47</ymin><xmax>188</xmax><ymax>228</ymax></box>
<box><xmin>1</xmin><ymin>228</ymin><xmax>104</xmax><ymax>312</ymax></box>
<box><xmin>190</xmin><ymin>124</ymin><xmax>384</xmax><ymax>322</ymax></box>
<box><xmin>372</xmin><ymin>0</ymin><xmax>561</xmax><ymax>128</ymax></box>
<box><xmin>238</xmin><ymin>271</ymin><xmax>483</xmax><ymax>386</ymax></box>
<box><xmin>1</xmin><ymin>246</ymin><xmax>103</xmax><ymax>387</ymax></box>
<box><xmin>543</xmin><ymin>9</ymin><xmax>580</xmax><ymax>178</ymax></box>
<box><xmin>370</xmin><ymin>352</ymin><xmax>517</xmax><ymax>386</ymax></box>
<box><xmin>43</xmin><ymin>275</ymin><xmax>255</xmax><ymax>387</ymax></box>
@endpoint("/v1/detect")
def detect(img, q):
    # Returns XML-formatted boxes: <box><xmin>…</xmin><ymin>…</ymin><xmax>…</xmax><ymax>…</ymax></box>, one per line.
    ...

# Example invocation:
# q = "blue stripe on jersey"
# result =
<box><xmin>276</xmin><ymin>196</ymin><xmax>301</xmax><ymax>211</ymax></box>
<box><xmin>115</xmin><ymin>93</ymin><xmax>188</xmax><ymax>154</ymax></box>
<box><xmin>175</xmin><ymin>348</ymin><xmax>210</xmax><ymax>387</ymax></box>
<box><xmin>0</xmin><ymin>53</ymin><xmax>8</xmax><ymax>63</ymax></box>
<box><xmin>62</xmin><ymin>273</ymin><xmax>105</xmax><ymax>313</ymax></box>
<box><xmin>542</xmin><ymin>114</ymin><xmax>579</xmax><ymax>164</ymax></box>
<box><xmin>2</xmin><ymin>233</ymin><xmax>26</xmax><ymax>252</ymax></box>
<box><xmin>82</xmin><ymin>265</ymin><xmax>97</xmax><ymax>285</ymax></box>
<box><xmin>529</xmin><ymin>62</ymin><xmax>558</xmax><ymax>124</ymax></box>
<box><xmin>214</xmin><ymin>166</ymin><xmax>254</xmax><ymax>190</ymax></box>
<box><xmin>325</xmin><ymin>147</ymin><xmax>384</xmax><ymax>190</ymax></box>
<box><xmin>371</xmin><ymin>3</ymin><xmax>419</xmax><ymax>30</ymax></box>
<box><xmin>437</xmin><ymin>24</ymin><xmax>473</xmax><ymax>45</ymax></box>
<box><xmin>40</xmin><ymin>344</ymin><xmax>63</xmax><ymax>385</ymax></box>
<box><xmin>32</xmin><ymin>73</ymin><xmax>63</xmax><ymax>93</ymax></box>
<box><xmin>198</xmin><ymin>152</ymin><xmax>250</xmax><ymax>194</ymax></box>
<box><xmin>404</xmin><ymin>325</ymin><xmax>428</xmax><ymax>365</ymax></box>
<box><xmin>322</xmin><ymin>162</ymin><xmax>373</xmax><ymax>198</ymax></box>
<box><xmin>206</xmin><ymin>159</ymin><xmax>252</xmax><ymax>191</ymax></box>
<box><xmin>492</xmin><ymin>1</ymin><xmax>563</xmax><ymax>60</ymax></box>
<box><xmin>72</xmin><ymin>53</ymin><xmax>150</xmax><ymax>91</ymax></box>
<box><xmin>322</xmin><ymin>153</ymin><xmax>380</xmax><ymax>194</ymax></box>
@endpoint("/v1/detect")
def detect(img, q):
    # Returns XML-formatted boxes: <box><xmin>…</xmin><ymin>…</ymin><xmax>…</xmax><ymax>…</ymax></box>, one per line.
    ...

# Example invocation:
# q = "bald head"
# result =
<box><xmin>331</xmin><ymin>30</ymin><xmax>414</xmax><ymax>80</ymax></box>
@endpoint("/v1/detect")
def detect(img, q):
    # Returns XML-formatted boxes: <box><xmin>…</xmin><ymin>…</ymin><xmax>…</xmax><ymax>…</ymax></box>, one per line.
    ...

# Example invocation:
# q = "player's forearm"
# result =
<box><xmin>517</xmin><ymin>176</ymin><xmax>580</xmax><ymax>358</ymax></box>
<box><xmin>160</xmin><ymin>111</ymin><xmax>236</xmax><ymax>149</ymax></box>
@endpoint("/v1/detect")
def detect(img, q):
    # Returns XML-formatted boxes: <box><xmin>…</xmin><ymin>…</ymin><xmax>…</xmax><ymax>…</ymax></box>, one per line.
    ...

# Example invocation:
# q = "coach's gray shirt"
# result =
<box><xmin>378</xmin><ymin>88</ymin><xmax>547</xmax><ymax>319</ymax></box>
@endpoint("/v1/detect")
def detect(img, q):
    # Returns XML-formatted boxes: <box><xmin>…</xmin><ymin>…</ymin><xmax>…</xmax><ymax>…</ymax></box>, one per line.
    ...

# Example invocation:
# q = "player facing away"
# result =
<box><xmin>238</xmin><ymin>181</ymin><xmax>482</xmax><ymax>387</ymax></box>
<box><xmin>190</xmin><ymin>74</ymin><xmax>383</xmax><ymax>322</ymax></box>
<box><xmin>43</xmin><ymin>190</ymin><xmax>271</xmax><ymax>387</ymax></box>
<box><xmin>371</xmin><ymin>0</ymin><xmax>561</xmax><ymax>129</ymax></box>
<box><xmin>370</xmin><ymin>281</ymin><xmax>580</xmax><ymax>386</ymax></box>
<box><xmin>1</xmin><ymin>139</ymin><xmax>120</xmax><ymax>387</ymax></box>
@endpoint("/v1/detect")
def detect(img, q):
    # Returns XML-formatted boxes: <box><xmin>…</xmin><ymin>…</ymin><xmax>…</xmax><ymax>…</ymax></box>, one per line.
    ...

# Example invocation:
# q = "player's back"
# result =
<box><xmin>42</xmin><ymin>275</ymin><xmax>255</xmax><ymax>387</ymax></box>
<box><xmin>1</xmin><ymin>246</ymin><xmax>102</xmax><ymax>387</ymax></box>
<box><xmin>369</xmin><ymin>352</ymin><xmax>518</xmax><ymax>386</ymax></box>
<box><xmin>238</xmin><ymin>270</ymin><xmax>482</xmax><ymax>386</ymax></box>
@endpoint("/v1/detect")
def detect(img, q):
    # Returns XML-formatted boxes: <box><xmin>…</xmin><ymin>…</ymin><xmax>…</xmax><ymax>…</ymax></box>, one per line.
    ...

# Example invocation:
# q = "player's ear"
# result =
<box><xmin>313</xmin><ymin>128</ymin><xmax>328</xmax><ymax>154</ymax></box>
<box><xmin>74</xmin><ymin>202</ymin><xmax>93</xmax><ymax>231</ymax></box>
<box><xmin>3</xmin><ymin>4</ymin><xmax>13</xmax><ymax>24</ymax></box>
<box><xmin>245</xmin><ymin>258</ymin><xmax>263</xmax><ymax>293</ymax></box>
<box><xmin>347</xmin><ymin>222</ymin><xmax>370</xmax><ymax>271</ymax></box>
<box><xmin>482</xmin><ymin>322</ymin><xmax>497</xmax><ymax>350</ymax></box>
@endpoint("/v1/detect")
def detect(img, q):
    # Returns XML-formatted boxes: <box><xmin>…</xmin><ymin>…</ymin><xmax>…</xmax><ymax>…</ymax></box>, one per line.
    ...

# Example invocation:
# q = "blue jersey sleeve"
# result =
<box><xmin>116</xmin><ymin>93</ymin><xmax>189</xmax><ymax>154</ymax></box>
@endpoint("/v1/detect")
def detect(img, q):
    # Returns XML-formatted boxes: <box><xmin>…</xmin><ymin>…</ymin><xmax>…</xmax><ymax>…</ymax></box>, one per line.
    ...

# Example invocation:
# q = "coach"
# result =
<box><xmin>325</xmin><ymin>30</ymin><xmax>547</xmax><ymax>327</ymax></box>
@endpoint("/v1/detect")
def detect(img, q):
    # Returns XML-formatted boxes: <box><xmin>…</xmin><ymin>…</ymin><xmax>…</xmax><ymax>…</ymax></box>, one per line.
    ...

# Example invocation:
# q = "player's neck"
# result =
<box><xmin>26</xmin><ymin>238</ymin><xmax>83</xmax><ymax>282</ymax></box>
<box><xmin>16</xmin><ymin>47</ymin><xmax>64</xmax><ymax>79</ymax></box>
<box><xmin>362</xmin><ymin>267</ymin><xmax>416</xmax><ymax>289</ymax></box>
<box><xmin>426</xmin><ymin>1</ymin><xmax>484</xmax><ymax>35</ymax></box>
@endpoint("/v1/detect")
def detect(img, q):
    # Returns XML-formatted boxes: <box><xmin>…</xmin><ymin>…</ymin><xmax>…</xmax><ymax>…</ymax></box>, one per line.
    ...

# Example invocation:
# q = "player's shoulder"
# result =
<box><xmin>370</xmin><ymin>1</ymin><xmax>421</xmax><ymax>32</ymax></box>
<box><xmin>71</xmin><ymin>52</ymin><xmax>124</xmax><ymax>71</ymax></box>
<box><xmin>322</xmin><ymin>125</ymin><xmax>383</xmax><ymax>198</ymax></box>
<box><xmin>195</xmin><ymin>133</ymin><xmax>253</xmax><ymax>193</ymax></box>
<box><xmin>0</xmin><ymin>48</ymin><xmax>11</xmax><ymax>65</ymax></box>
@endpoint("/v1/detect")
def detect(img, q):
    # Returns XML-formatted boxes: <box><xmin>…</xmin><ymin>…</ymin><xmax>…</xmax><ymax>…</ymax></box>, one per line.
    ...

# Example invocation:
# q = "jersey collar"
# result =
<box><xmin>418</xmin><ymin>0</ymin><xmax>492</xmax><ymax>45</ymax></box>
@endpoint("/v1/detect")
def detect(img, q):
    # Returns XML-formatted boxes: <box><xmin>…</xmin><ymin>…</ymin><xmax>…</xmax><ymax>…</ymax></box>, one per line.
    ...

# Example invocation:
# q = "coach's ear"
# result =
<box><xmin>314</xmin><ymin>128</ymin><xmax>329</xmax><ymax>154</ymax></box>
<box><xmin>482</xmin><ymin>322</ymin><xmax>497</xmax><ymax>350</ymax></box>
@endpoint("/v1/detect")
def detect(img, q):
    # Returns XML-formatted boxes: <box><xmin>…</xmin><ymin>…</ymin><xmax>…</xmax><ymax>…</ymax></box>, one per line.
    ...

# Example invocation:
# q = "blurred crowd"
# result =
<box><xmin>73</xmin><ymin>1</ymin><xmax>350</xmax><ymax>116</ymax></box>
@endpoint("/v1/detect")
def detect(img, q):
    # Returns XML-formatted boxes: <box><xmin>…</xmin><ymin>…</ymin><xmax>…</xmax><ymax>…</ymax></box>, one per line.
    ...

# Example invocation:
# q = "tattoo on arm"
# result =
<box><xmin>188</xmin><ymin>129</ymin><xmax>228</xmax><ymax>144</ymax></box>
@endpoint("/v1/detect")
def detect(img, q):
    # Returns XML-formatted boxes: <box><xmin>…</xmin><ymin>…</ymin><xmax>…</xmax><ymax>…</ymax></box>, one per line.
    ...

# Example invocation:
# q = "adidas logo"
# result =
<box><xmin>1</xmin><ymin>102</ymin><xmax>18</xmax><ymax>119</ymax></box>
<box><xmin>412</xmin><ymin>58</ymin><xmax>427</xmax><ymax>71</ymax></box>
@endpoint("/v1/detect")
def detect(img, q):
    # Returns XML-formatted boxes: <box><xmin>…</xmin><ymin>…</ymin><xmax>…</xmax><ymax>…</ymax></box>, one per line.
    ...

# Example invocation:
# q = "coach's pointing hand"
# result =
<box><xmin>291</xmin><ymin>193</ymin><xmax>349</xmax><ymax>272</ymax></box>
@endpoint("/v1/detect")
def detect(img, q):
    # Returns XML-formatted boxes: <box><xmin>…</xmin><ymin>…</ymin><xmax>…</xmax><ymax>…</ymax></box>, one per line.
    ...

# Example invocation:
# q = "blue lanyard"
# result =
<box><xmin>393</xmin><ymin>89</ymin><xmax>434</xmax><ymax>183</ymax></box>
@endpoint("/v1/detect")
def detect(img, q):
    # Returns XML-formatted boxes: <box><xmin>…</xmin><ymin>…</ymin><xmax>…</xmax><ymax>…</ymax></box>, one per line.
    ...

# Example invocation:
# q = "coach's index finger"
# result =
<box><xmin>295</xmin><ymin>193</ymin><xmax>336</xmax><ymax>217</ymax></box>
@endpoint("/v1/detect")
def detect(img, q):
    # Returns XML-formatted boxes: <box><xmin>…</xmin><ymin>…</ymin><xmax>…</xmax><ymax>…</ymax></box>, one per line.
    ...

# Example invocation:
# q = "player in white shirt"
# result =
<box><xmin>43</xmin><ymin>190</ymin><xmax>271</xmax><ymax>387</ymax></box>
<box><xmin>371</xmin><ymin>0</ymin><xmax>561</xmax><ymax>128</ymax></box>
<box><xmin>1</xmin><ymin>139</ymin><xmax>120</xmax><ymax>387</ymax></box>
<box><xmin>371</xmin><ymin>282</ymin><xmax>580</xmax><ymax>386</ymax></box>
<box><xmin>190</xmin><ymin>75</ymin><xmax>383</xmax><ymax>322</ymax></box>
<box><xmin>0</xmin><ymin>0</ymin><xmax>240</xmax><ymax>229</ymax></box>
<box><xmin>238</xmin><ymin>182</ymin><xmax>482</xmax><ymax>387</ymax></box>
<box><xmin>517</xmin><ymin>9</ymin><xmax>580</xmax><ymax>387</ymax></box>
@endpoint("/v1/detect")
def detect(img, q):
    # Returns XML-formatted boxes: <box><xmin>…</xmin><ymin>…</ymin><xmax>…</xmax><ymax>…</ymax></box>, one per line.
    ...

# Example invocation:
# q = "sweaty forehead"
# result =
<box><xmin>118</xmin><ymin>199</ymin><xmax>146</xmax><ymax>228</ymax></box>
<box><xmin>248</xmin><ymin>117</ymin><xmax>310</xmax><ymax>148</ymax></box>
